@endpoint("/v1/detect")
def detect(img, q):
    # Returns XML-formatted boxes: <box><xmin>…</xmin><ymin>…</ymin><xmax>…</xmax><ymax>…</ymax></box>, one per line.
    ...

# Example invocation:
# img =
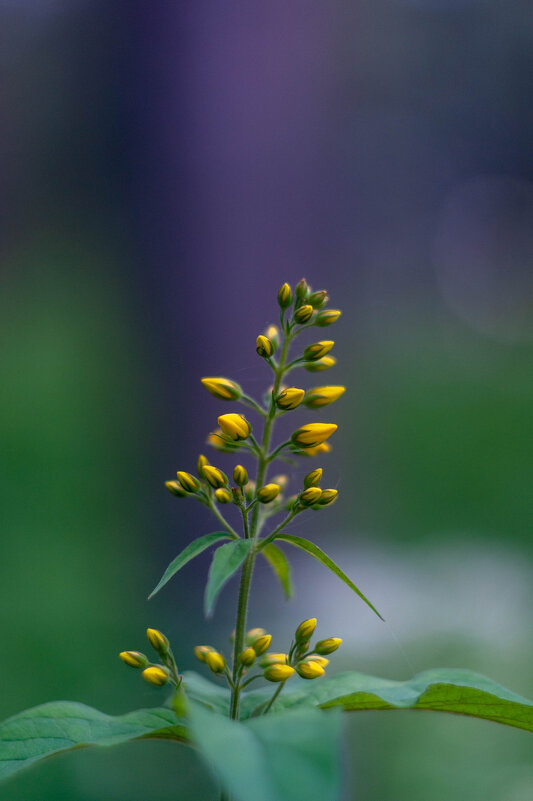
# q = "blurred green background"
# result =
<box><xmin>1</xmin><ymin>1</ymin><xmax>532</xmax><ymax>799</ymax></box>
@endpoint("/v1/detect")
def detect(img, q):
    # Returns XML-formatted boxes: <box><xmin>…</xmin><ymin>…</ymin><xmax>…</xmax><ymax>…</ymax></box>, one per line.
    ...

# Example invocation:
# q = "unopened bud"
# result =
<box><xmin>304</xmin><ymin>468</ymin><xmax>322</xmax><ymax>488</ymax></box>
<box><xmin>142</xmin><ymin>666</ymin><xmax>170</xmax><ymax>686</ymax></box>
<box><xmin>308</xmin><ymin>290</ymin><xmax>328</xmax><ymax>308</ymax></box>
<box><xmin>295</xmin><ymin>618</ymin><xmax>317</xmax><ymax>642</ymax></box>
<box><xmin>295</xmin><ymin>278</ymin><xmax>310</xmax><ymax>301</ymax></box>
<box><xmin>202</xmin><ymin>465</ymin><xmax>228</xmax><ymax>488</ymax></box>
<box><xmin>303</xmin><ymin>386</ymin><xmax>345</xmax><ymax>408</ymax></box>
<box><xmin>218</xmin><ymin>413</ymin><xmax>252</xmax><ymax>441</ymax></box>
<box><xmin>205</xmin><ymin>651</ymin><xmax>226</xmax><ymax>674</ymax></box>
<box><xmin>244</xmin><ymin>480</ymin><xmax>256</xmax><ymax>501</ymax></box>
<box><xmin>257</xmin><ymin>484</ymin><xmax>281</xmax><ymax>504</ymax></box>
<box><xmin>201</xmin><ymin>377</ymin><xmax>242</xmax><ymax>401</ymax></box>
<box><xmin>315</xmin><ymin>637</ymin><xmax>342</xmax><ymax>655</ymax></box>
<box><xmin>259</xmin><ymin>652</ymin><xmax>289</xmax><ymax>667</ymax></box>
<box><xmin>296</xmin><ymin>660</ymin><xmax>325</xmax><ymax>679</ymax></box>
<box><xmin>264</xmin><ymin>664</ymin><xmax>295</xmax><ymax>682</ymax></box>
<box><xmin>318</xmin><ymin>489</ymin><xmax>338</xmax><ymax>506</ymax></box>
<box><xmin>233</xmin><ymin>465</ymin><xmax>248</xmax><ymax>487</ymax></box>
<box><xmin>256</xmin><ymin>335</ymin><xmax>274</xmax><ymax>358</ymax></box>
<box><xmin>207</xmin><ymin>428</ymin><xmax>240</xmax><ymax>452</ymax></box>
<box><xmin>315</xmin><ymin>309</ymin><xmax>341</xmax><ymax>327</ymax></box>
<box><xmin>119</xmin><ymin>650</ymin><xmax>148</xmax><ymax>669</ymax></box>
<box><xmin>246</xmin><ymin>628</ymin><xmax>267</xmax><ymax>645</ymax></box>
<box><xmin>215</xmin><ymin>488</ymin><xmax>233</xmax><ymax>504</ymax></box>
<box><xmin>303</xmin><ymin>341</ymin><xmax>334</xmax><ymax>361</ymax></box>
<box><xmin>194</xmin><ymin>645</ymin><xmax>215</xmax><ymax>662</ymax></box>
<box><xmin>299</xmin><ymin>487</ymin><xmax>322</xmax><ymax>506</ymax></box>
<box><xmin>264</xmin><ymin>325</ymin><xmax>280</xmax><ymax>351</ymax></box>
<box><xmin>303</xmin><ymin>655</ymin><xmax>329</xmax><ymax>668</ymax></box>
<box><xmin>239</xmin><ymin>647</ymin><xmax>256</xmax><ymax>667</ymax></box>
<box><xmin>176</xmin><ymin>471</ymin><xmax>200</xmax><ymax>492</ymax></box>
<box><xmin>197</xmin><ymin>454</ymin><xmax>210</xmax><ymax>477</ymax></box>
<box><xmin>304</xmin><ymin>356</ymin><xmax>336</xmax><ymax>372</ymax></box>
<box><xmin>276</xmin><ymin>387</ymin><xmax>305</xmax><ymax>410</ymax></box>
<box><xmin>291</xmin><ymin>423</ymin><xmax>337</xmax><ymax>449</ymax></box>
<box><xmin>278</xmin><ymin>282</ymin><xmax>293</xmax><ymax>309</ymax></box>
<box><xmin>165</xmin><ymin>480</ymin><xmax>188</xmax><ymax>498</ymax></box>
<box><xmin>294</xmin><ymin>304</ymin><xmax>314</xmax><ymax>324</ymax></box>
<box><xmin>146</xmin><ymin>628</ymin><xmax>169</xmax><ymax>654</ymax></box>
<box><xmin>252</xmin><ymin>634</ymin><xmax>272</xmax><ymax>655</ymax></box>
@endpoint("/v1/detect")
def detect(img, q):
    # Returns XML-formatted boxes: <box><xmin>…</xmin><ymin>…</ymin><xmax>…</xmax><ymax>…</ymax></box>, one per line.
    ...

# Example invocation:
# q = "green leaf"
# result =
<box><xmin>148</xmin><ymin>531</ymin><xmax>232</xmax><ymax>599</ymax></box>
<box><xmin>0</xmin><ymin>701</ymin><xmax>188</xmax><ymax>782</ymax></box>
<box><xmin>260</xmin><ymin>542</ymin><xmax>293</xmax><ymax>599</ymax></box>
<box><xmin>188</xmin><ymin>701</ymin><xmax>341</xmax><ymax>801</ymax></box>
<box><xmin>204</xmin><ymin>539</ymin><xmax>254</xmax><ymax>616</ymax></box>
<box><xmin>241</xmin><ymin>668</ymin><xmax>533</xmax><ymax>732</ymax></box>
<box><xmin>276</xmin><ymin>534</ymin><xmax>384</xmax><ymax>620</ymax></box>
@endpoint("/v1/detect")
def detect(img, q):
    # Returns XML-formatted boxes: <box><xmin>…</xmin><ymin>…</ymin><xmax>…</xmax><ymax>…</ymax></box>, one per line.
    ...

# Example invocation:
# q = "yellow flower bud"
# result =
<box><xmin>165</xmin><ymin>480</ymin><xmax>188</xmax><ymax>498</ymax></box>
<box><xmin>258</xmin><ymin>652</ymin><xmax>289</xmax><ymax>667</ymax></box>
<box><xmin>176</xmin><ymin>471</ymin><xmax>200</xmax><ymax>492</ymax></box>
<box><xmin>202</xmin><ymin>465</ymin><xmax>228</xmax><ymax>488</ymax></box>
<box><xmin>264</xmin><ymin>663</ymin><xmax>295</xmax><ymax>682</ymax></box>
<box><xmin>257</xmin><ymin>483</ymin><xmax>281</xmax><ymax>504</ymax></box>
<box><xmin>256</xmin><ymin>335</ymin><xmax>274</xmax><ymax>358</ymax></box>
<box><xmin>239</xmin><ymin>647</ymin><xmax>256</xmax><ymax>667</ymax></box>
<box><xmin>194</xmin><ymin>645</ymin><xmax>215</xmax><ymax>662</ymax></box>
<box><xmin>304</xmin><ymin>468</ymin><xmax>322</xmax><ymax>488</ymax></box>
<box><xmin>296</xmin><ymin>660</ymin><xmax>325</xmax><ymax>679</ymax></box>
<box><xmin>276</xmin><ymin>388</ymin><xmax>305</xmax><ymax>411</ymax></box>
<box><xmin>301</xmin><ymin>442</ymin><xmax>331</xmax><ymax>457</ymax></box>
<box><xmin>215</xmin><ymin>488</ymin><xmax>233</xmax><ymax>504</ymax></box>
<box><xmin>278</xmin><ymin>282</ymin><xmax>293</xmax><ymax>308</ymax></box>
<box><xmin>303</xmin><ymin>386</ymin><xmax>346</xmax><ymax>408</ymax></box>
<box><xmin>304</xmin><ymin>356</ymin><xmax>336</xmax><ymax>372</ymax></box>
<box><xmin>318</xmin><ymin>489</ymin><xmax>338</xmax><ymax>506</ymax></box>
<box><xmin>295</xmin><ymin>618</ymin><xmax>317</xmax><ymax>642</ymax></box>
<box><xmin>291</xmin><ymin>423</ymin><xmax>337</xmax><ymax>449</ymax></box>
<box><xmin>197</xmin><ymin>454</ymin><xmax>210</xmax><ymax>476</ymax></box>
<box><xmin>315</xmin><ymin>309</ymin><xmax>341</xmax><ymax>326</ymax></box>
<box><xmin>232</xmin><ymin>464</ymin><xmax>248</xmax><ymax>486</ymax></box>
<box><xmin>264</xmin><ymin>325</ymin><xmax>280</xmax><ymax>351</ymax></box>
<box><xmin>246</xmin><ymin>627</ymin><xmax>267</xmax><ymax>645</ymax></box>
<box><xmin>303</xmin><ymin>341</ymin><xmax>334</xmax><ymax>361</ymax></box>
<box><xmin>299</xmin><ymin>487</ymin><xmax>323</xmax><ymax>506</ymax></box>
<box><xmin>308</xmin><ymin>290</ymin><xmax>328</xmax><ymax>308</ymax></box>
<box><xmin>207</xmin><ymin>428</ymin><xmax>239</xmax><ymax>452</ymax></box>
<box><xmin>119</xmin><ymin>650</ymin><xmax>148</xmax><ymax>669</ymax></box>
<box><xmin>201</xmin><ymin>377</ymin><xmax>242</xmax><ymax>401</ymax></box>
<box><xmin>244</xmin><ymin>480</ymin><xmax>256</xmax><ymax>501</ymax></box>
<box><xmin>142</xmin><ymin>666</ymin><xmax>170</xmax><ymax>686</ymax></box>
<box><xmin>295</xmin><ymin>278</ymin><xmax>310</xmax><ymax>301</ymax></box>
<box><xmin>294</xmin><ymin>304</ymin><xmax>314</xmax><ymax>324</ymax></box>
<box><xmin>205</xmin><ymin>651</ymin><xmax>226</xmax><ymax>674</ymax></box>
<box><xmin>315</xmin><ymin>637</ymin><xmax>342</xmax><ymax>655</ymax></box>
<box><xmin>146</xmin><ymin>628</ymin><xmax>169</xmax><ymax>654</ymax></box>
<box><xmin>271</xmin><ymin>473</ymin><xmax>289</xmax><ymax>490</ymax></box>
<box><xmin>304</xmin><ymin>655</ymin><xmax>329</xmax><ymax>668</ymax></box>
<box><xmin>252</xmin><ymin>634</ymin><xmax>272</xmax><ymax>655</ymax></box>
<box><xmin>218</xmin><ymin>413</ymin><xmax>252</xmax><ymax>441</ymax></box>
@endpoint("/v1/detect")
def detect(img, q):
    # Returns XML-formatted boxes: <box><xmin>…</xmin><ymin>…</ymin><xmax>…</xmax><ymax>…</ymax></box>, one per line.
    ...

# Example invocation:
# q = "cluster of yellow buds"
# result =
<box><xmin>119</xmin><ymin>628</ymin><xmax>180</xmax><ymax>688</ymax></box>
<box><xmin>259</xmin><ymin>618</ymin><xmax>342</xmax><ymax>684</ymax></box>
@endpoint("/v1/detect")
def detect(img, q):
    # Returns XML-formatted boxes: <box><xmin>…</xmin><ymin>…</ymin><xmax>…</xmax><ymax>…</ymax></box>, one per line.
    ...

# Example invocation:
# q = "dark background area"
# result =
<box><xmin>1</xmin><ymin>1</ymin><xmax>532</xmax><ymax>798</ymax></box>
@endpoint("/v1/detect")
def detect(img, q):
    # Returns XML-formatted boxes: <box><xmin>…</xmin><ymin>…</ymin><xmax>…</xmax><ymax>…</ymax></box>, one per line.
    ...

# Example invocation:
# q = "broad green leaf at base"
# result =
<box><xmin>240</xmin><ymin>668</ymin><xmax>533</xmax><ymax>732</ymax></box>
<box><xmin>0</xmin><ymin>701</ymin><xmax>187</xmax><ymax>782</ymax></box>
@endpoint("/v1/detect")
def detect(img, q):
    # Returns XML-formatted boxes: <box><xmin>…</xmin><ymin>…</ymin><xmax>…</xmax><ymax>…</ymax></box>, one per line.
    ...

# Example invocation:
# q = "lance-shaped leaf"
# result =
<box><xmin>0</xmin><ymin>701</ymin><xmax>188</xmax><ymax>782</ymax></box>
<box><xmin>204</xmin><ymin>539</ymin><xmax>254</xmax><ymax>616</ymax></box>
<box><xmin>260</xmin><ymin>542</ymin><xmax>293</xmax><ymax>599</ymax></box>
<box><xmin>239</xmin><ymin>668</ymin><xmax>533</xmax><ymax>732</ymax></box>
<box><xmin>276</xmin><ymin>534</ymin><xmax>383</xmax><ymax>620</ymax></box>
<box><xmin>149</xmin><ymin>531</ymin><xmax>233</xmax><ymax>599</ymax></box>
<box><xmin>188</xmin><ymin>701</ymin><xmax>342</xmax><ymax>801</ymax></box>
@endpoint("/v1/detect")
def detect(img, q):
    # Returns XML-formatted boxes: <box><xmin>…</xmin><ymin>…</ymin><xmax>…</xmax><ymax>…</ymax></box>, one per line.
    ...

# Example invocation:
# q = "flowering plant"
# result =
<box><xmin>0</xmin><ymin>280</ymin><xmax>531</xmax><ymax>801</ymax></box>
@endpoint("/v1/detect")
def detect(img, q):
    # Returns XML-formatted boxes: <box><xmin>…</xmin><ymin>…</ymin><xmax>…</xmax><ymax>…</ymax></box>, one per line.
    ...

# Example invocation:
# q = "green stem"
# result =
<box><xmin>239</xmin><ymin>503</ymin><xmax>250</xmax><ymax>539</ymax></box>
<box><xmin>257</xmin><ymin>509</ymin><xmax>298</xmax><ymax>549</ymax></box>
<box><xmin>262</xmin><ymin>681</ymin><xmax>286</xmax><ymax>715</ymax></box>
<box><xmin>208</xmin><ymin>501</ymin><xmax>239</xmax><ymax>539</ymax></box>
<box><xmin>228</xmin><ymin>331</ymin><xmax>292</xmax><ymax>720</ymax></box>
